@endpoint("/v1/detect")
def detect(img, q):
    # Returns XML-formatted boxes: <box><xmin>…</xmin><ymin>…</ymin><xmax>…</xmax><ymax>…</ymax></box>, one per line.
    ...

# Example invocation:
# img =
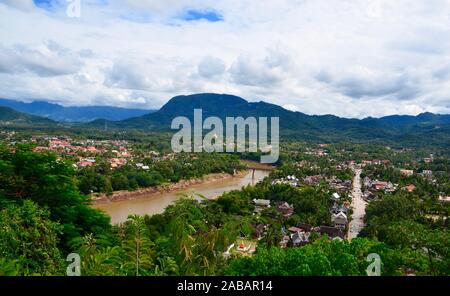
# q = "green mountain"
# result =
<box><xmin>89</xmin><ymin>93</ymin><xmax>449</xmax><ymax>146</ymax></box>
<box><xmin>0</xmin><ymin>98</ymin><xmax>154</xmax><ymax>122</ymax></box>
<box><xmin>0</xmin><ymin>106</ymin><xmax>55</xmax><ymax>126</ymax></box>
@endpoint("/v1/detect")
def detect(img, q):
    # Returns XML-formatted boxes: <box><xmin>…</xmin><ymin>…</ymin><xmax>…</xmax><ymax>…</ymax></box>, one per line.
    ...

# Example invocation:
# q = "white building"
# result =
<box><xmin>331</xmin><ymin>212</ymin><xmax>348</xmax><ymax>229</ymax></box>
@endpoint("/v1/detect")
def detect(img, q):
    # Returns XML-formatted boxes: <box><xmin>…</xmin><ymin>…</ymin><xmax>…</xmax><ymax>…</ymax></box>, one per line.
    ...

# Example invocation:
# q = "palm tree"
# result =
<box><xmin>121</xmin><ymin>215</ymin><xmax>154</xmax><ymax>276</ymax></box>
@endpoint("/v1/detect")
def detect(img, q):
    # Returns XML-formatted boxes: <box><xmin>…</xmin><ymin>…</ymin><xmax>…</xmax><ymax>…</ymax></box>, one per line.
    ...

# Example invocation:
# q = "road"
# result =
<box><xmin>347</xmin><ymin>166</ymin><xmax>367</xmax><ymax>240</ymax></box>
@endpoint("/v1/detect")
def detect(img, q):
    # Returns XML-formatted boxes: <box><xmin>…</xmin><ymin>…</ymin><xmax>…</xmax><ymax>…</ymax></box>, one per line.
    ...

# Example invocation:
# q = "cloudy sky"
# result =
<box><xmin>0</xmin><ymin>0</ymin><xmax>450</xmax><ymax>118</ymax></box>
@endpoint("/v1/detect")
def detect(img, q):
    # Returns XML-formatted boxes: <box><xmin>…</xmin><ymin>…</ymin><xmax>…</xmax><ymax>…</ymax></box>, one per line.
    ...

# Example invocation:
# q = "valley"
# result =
<box><xmin>0</xmin><ymin>94</ymin><xmax>448</xmax><ymax>276</ymax></box>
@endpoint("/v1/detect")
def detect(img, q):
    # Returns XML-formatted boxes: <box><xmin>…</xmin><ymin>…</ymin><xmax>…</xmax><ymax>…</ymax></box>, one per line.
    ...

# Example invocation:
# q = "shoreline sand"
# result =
<box><xmin>91</xmin><ymin>170</ymin><xmax>249</xmax><ymax>205</ymax></box>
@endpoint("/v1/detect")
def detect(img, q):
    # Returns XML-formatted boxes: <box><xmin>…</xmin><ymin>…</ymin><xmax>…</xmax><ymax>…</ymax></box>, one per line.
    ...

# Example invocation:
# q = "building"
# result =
<box><xmin>330</xmin><ymin>203</ymin><xmax>348</xmax><ymax>215</ymax></box>
<box><xmin>331</xmin><ymin>192</ymin><xmax>341</xmax><ymax>201</ymax></box>
<box><xmin>363</xmin><ymin>190</ymin><xmax>377</xmax><ymax>201</ymax></box>
<box><xmin>253</xmin><ymin>199</ymin><xmax>271</xmax><ymax>214</ymax></box>
<box><xmin>253</xmin><ymin>199</ymin><xmax>271</xmax><ymax>207</ymax></box>
<box><xmin>235</xmin><ymin>239</ymin><xmax>257</xmax><ymax>256</ymax></box>
<box><xmin>296</xmin><ymin>223</ymin><xmax>313</xmax><ymax>232</ymax></box>
<box><xmin>363</xmin><ymin>176</ymin><xmax>372</xmax><ymax>188</ymax></box>
<box><xmin>438</xmin><ymin>196</ymin><xmax>450</xmax><ymax>203</ymax></box>
<box><xmin>318</xmin><ymin>226</ymin><xmax>345</xmax><ymax>240</ymax></box>
<box><xmin>276</xmin><ymin>202</ymin><xmax>294</xmax><ymax>218</ymax></box>
<box><xmin>303</xmin><ymin>175</ymin><xmax>322</xmax><ymax>185</ymax></box>
<box><xmin>421</xmin><ymin>170</ymin><xmax>433</xmax><ymax>176</ymax></box>
<box><xmin>271</xmin><ymin>176</ymin><xmax>299</xmax><ymax>187</ymax></box>
<box><xmin>77</xmin><ymin>161</ymin><xmax>94</xmax><ymax>168</ymax></box>
<box><xmin>252</xmin><ymin>224</ymin><xmax>268</xmax><ymax>240</ymax></box>
<box><xmin>372</xmin><ymin>181</ymin><xmax>395</xmax><ymax>192</ymax></box>
<box><xmin>331</xmin><ymin>212</ymin><xmax>348</xmax><ymax>229</ymax></box>
<box><xmin>279</xmin><ymin>235</ymin><xmax>290</xmax><ymax>249</ymax></box>
<box><xmin>288</xmin><ymin>226</ymin><xmax>302</xmax><ymax>233</ymax></box>
<box><xmin>402</xmin><ymin>184</ymin><xmax>416</xmax><ymax>193</ymax></box>
<box><xmin>419</xmin><ymin>170</ymin><xmax>433</xmax><ymax>180</ymax></box>
<box><xmin>400</xmin><ymin>169</ymin><xmax>414</xmax><ymax>177</ymax></box>
<box><xmin>291</xmin><ymin>231</ymin><xmax>310</xmax><ymax>247</ymax></box>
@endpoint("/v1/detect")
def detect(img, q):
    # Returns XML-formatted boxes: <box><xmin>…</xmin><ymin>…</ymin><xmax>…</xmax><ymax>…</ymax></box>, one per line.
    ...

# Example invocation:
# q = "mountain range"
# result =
<box><xmin>0</xmin><ymin>98</ymin><xmax>154</xmax><ymax>122</ymax></box>
<box><xmin>1</xmin><ymin>93</ymin><xmax>449</xmax><ymax>146</ymax></box>
<box><xmin>89</xmin><ymin>93</ymin><xmax>449</xmax><ymax>144</ymax></box>
<box><xmin>0</xmin><ymin>106</ymin><xmax>55</xmax><ymax>125</ymax></box>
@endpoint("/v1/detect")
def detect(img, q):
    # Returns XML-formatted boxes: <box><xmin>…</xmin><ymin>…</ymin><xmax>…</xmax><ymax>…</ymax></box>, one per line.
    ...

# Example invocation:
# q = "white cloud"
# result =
<box><xmin>283</xmin><ymin>104</ymin><xmax>301</xmax><ymax>112</ymax></box>
<box><xmin>198</xmin><ymin>56</ymin><xmax>226</xmax><ymax>78</ymax></box>
<box><xmin>230</xmin><ymin>55</ymin><xmax>284</xmax><ymax>87</ymax></box>
<box><xmin>0</xmin><ymin>41</ymin><xmax>83</xmax><ymax>76</ymax></box>
<box><xmin>0</xmin><ymin>0</ymin><xmax>449</xmax><ymax>117</ymax></box>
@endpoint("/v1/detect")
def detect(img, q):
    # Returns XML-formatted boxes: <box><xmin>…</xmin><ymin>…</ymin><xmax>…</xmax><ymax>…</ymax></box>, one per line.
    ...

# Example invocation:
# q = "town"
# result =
<box><xmin>0</xmin><ymin>129</ymin><xmax>449</xmax><ymax>276</ymax></box>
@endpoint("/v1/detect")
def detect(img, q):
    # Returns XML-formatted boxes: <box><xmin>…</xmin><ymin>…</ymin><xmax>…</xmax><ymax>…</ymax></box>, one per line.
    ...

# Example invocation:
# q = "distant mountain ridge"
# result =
<box><xmin>0</xmin><ymin>106</ymin><xmax>55</xmax><ymax>125</ymax></box>
<box><xmin>0</xmin><ymin>98</ymin><xmax>155</xmax><ymax>122</ymax></box>
<box><xmin>1</xmin><ymin>93</ymin><xmax>448</xmax><ymax>146</ymax></box>
<box><xmin>107</xmin><ymin>93</ymin><xmax>450</xmax><ymax>127</ymax></box>
<box><xmin>363</xmin><ymin>112</ymin><xmax>450</xmax><ymax>126</ymax></box>
<box><xmin>92</xmin><ymin>93</ymin><xmax>449</xmax><ymax>146</ymax></box>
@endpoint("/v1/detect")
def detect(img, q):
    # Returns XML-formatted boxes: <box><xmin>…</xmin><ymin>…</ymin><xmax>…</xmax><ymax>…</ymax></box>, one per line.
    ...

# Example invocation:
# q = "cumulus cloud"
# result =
<box><xmin>0</xmin><ymin>0</ymin><xmax>449</xmax><ymax>117</ymax></box>
<box><xmin>0</xmin><ymin>41</ymin><xmax>82</xmax><ymax>76</ymax></box>
<box><xmin>283</xmin><ymin>104</ymin><xmax>301</xmax><ymax>112</ymax></box>
<box><xmin>197</xmin><ymin>56</ymin><xmax>226</xmax><ymax>78</ymax></box>
<box><xmin>104</xmin><ymin>60</ymin><xmax>155</xmax><ymax>91</ymax></box>
<box><xmin>316</xmin><ymin>67</ymin><xmax>421</xmax><ymax>100</ymax></box>
<box><xmin>0</xmin><ymin>0</ymin><xmax>35</xmax><ymax>11</ymax></box>
<box><xmin>104</xmin><ymin>57</ymin><xmax>202</xmax><ymax>94</ymax></box>
<box><xmin>230</xmin><ymin>55</ymin><xmax>284</xmax><ymax>87</ymax></box>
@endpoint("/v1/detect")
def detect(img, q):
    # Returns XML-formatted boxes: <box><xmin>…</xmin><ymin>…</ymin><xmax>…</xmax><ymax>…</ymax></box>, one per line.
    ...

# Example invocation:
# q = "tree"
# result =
<box><xmin>0</xmin><ymin>200</ymin><xmax>63</xmax><ymax>275</ymax></box>
<box><xmin>224</xmin><ymin>238</ymin><xmax>410</xmax><ymax>276</ymax></box>
<box><xmin>363</xmin><ymin>193</ymin><xmax>420</xmax><ymax>239</ymax></box>
<box><xmin>120</xmin><ymin>215</ymin><xmax>155</xmax><ymax>275</ymax></box>
<box><xmin>0</xmin><ymin>145</ymin><xmax>112</xmax><ymax>250</ymax></box>
<box><xmin>384</xmin><ymin>221</ymin><xmax>449</xmax><ymax>275</ymax></box>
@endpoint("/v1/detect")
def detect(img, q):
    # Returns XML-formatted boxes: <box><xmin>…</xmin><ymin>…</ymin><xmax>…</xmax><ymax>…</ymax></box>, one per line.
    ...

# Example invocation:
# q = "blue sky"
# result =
<box><xmin>0</xmin><ymin>0</ymin><xmax>449</xmax><ymax>117</ymax></box>
<box><xmin>33</xmin><ymin>0</ymin><xmax>58</xmax><ymax>10</ymax></box>
<box><xmin>182</xmin><ymin>9</ymin><xmax>223</xmax><ymax>22</ymax></box>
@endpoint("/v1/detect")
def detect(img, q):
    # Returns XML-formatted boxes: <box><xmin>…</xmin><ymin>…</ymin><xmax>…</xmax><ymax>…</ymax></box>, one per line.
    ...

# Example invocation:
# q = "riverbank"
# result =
<box><xmin>91</xmin><ymin>170</ymin><xmax>249</xmax><ymax>204</ymax></box>
<box><xmin>240</xmin><ymin>160</ymin><xmax>276</xmax><ymax>170</ymax></box>
<box><xmin>93</xmin><ymin>169</ymin><xmax>271</xmax><ymax>224</ymax></box>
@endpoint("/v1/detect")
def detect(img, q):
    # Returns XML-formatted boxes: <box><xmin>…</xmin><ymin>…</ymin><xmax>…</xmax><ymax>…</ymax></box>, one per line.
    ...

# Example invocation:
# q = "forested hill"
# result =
<box><xmin>0</xmin><ymin>98</ymin><xmax>154</xmax><ymax>122</ymax></box>
<box><xmin>89</xmin><ymin>93</ymin><xmax>450</xmax><ymax>147</ymax></box>
<box><xmin>0</xmin><ymin>106</ymin><xmax>55</xmax><ymax>126</ymax></box>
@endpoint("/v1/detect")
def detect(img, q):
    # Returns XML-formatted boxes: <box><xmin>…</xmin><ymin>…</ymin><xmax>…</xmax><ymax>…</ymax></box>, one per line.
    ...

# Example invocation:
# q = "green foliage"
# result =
<box><xmin>0</xmin><ymin>139</ymin><xmax>448</xmax><ymax>276</ymax></box>
<box><xmin>224</xmin><ymin>238</ymin><xmax>422</xmax><ymax>276</ymax></box>
<box><xmin>0</xmin><ymin>200</ymin><xmax>63</xmax><ymax>275</ymax></box>
<box><xmin>77</xmin><ymin>153</ymin><xmax>244</xmax><ymax>194</ymax></box>
<box><xmin>119</xmin><ymin>215</ymin><xmax>155</xmax><ymax>276</ymax></box>
<box><xmin>383</xmin><ymin>221</ymin><xmax>449</xmax><ymax>275</ymax></box>
<box><xmin>0</xmin><ymin>145</ymin><xmax>112</xmax><ymax>250</ymax></box>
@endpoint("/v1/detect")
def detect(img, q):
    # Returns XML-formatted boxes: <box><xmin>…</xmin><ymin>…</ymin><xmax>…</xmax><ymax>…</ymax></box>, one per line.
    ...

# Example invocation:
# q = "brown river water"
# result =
<box><xmin>93</xmin><ymin>169</ymin><xmax>270</xmax><ymax>224</ymax></box>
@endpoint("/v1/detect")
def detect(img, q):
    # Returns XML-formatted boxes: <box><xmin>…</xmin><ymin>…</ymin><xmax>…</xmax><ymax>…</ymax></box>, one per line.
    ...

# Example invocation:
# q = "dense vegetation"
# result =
<box><xmin>0</xmin><ymin>140</ymin><xmax>448</xmax><ymax>276</ymax></box>
<box><xmin>359</xmin><ymin>163</ymin><xmax>449</xmax><ymax>275</ymax></box>
<box><xmin>77</xmin><ymin>153</ymin><xmax>245</xmax><ymax>195</ymax></box>
<box><xmin>225</xmin><ymin>238</ymin><xmax>418</xmax><ymax>276</ymax></box>
<box><xmin>0</xmin><ymin>98</ymin><xmax>154</xmax><ymax>122</ymax></box>
<box><xmin>2</xmin><ymin>93</ymin><xmax>450</xmax><ymax>148</ymax></box>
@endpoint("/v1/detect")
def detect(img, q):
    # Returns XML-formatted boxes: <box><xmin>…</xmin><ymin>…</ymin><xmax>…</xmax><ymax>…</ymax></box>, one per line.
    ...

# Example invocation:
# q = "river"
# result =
<box><xmin>93</xmin><ymin>169</ymin><xmax>270</xmax><ymax>224</ymax></box>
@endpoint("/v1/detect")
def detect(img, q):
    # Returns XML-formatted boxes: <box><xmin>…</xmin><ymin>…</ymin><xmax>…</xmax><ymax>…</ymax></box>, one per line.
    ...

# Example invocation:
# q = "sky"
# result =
<box><xmin>0</xmin><ymin>0</ymin><xmax>450</xmax><ymax>118</ymax></box>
